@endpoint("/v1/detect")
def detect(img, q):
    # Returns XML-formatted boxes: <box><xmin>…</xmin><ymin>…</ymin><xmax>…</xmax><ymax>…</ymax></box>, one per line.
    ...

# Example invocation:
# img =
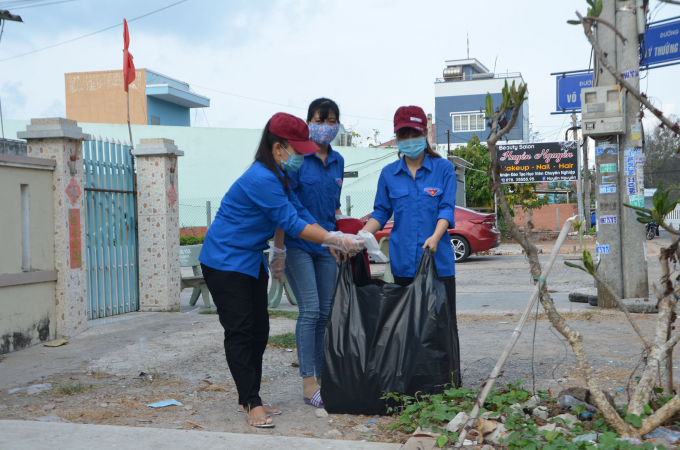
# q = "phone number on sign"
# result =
<box><xmin>501</xmin><ymin>177</ymin><xmax>574</xmax><ymax>183</ymax></box>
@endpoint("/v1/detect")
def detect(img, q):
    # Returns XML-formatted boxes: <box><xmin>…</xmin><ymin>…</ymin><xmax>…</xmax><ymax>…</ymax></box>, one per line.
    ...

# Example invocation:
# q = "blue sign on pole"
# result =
<box><xmin>555</xmin><ymin>73</ymin><xmax>593</xmax><ymax>111</ymax></box>
<box><xmin>642</xmin><ymin>20</ymin><xmax>680</xmax><ymax>66</ymax></box>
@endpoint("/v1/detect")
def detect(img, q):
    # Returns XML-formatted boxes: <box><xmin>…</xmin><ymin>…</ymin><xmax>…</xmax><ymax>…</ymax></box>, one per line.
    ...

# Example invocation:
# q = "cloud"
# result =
<box><xmin>0</xmin><ymin>81</ymin><xmax>28</xmax><ymax>119</ymax></box>
<box><xmin>40</xmin><ymin>99</ymin><xmax>65</xmax><ymax>118</ymax></box>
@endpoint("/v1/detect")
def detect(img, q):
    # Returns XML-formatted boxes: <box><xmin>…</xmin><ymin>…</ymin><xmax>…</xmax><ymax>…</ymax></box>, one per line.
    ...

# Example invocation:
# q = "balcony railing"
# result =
<box><xmin>435</xmin><ymin>72</ymin><xmax>522</xmax><ymax>83</ymax></box>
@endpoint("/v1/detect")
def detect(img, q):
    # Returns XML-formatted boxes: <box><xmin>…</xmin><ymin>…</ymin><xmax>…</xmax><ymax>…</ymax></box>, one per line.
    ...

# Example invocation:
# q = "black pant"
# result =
<box><xmin>393</xmin><ymin>275</ymin><xmax>461</xmax><ymax>387</ymax></box>
<box><xmin>201</xmin><ymin>263</ymin><xmax>269</xmax><ymax>410</ymax></box>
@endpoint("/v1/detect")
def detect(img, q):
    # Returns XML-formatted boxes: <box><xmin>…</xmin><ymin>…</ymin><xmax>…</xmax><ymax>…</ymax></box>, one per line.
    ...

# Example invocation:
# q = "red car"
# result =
<box><xmin>360</xmin><ymin>207</ymin><xmax>500</xmax><ymax>262</ymax></box>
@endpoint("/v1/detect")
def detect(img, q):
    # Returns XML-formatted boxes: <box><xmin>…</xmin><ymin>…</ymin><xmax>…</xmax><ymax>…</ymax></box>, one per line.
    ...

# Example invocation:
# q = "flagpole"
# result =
<box><xmin>126</xmin><ymin>84</ymin><xmax>139</xmax><ymax>314</ymax></box>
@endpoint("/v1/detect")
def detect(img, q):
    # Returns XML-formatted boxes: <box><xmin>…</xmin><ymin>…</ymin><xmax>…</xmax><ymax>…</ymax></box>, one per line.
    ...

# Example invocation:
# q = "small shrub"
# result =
<box><xmin>58</xmin><ymin>382</ymin><xmax>91</xmax><ymax>395</ymax></box>
<box><xmin>199</xmin><ymin>309</ymin><xmax>218</xmax><ymax>315</ymax></box>
<box><xmin>180</xmin><ymin>236</ymin><xmax>205</xmax><ymax>246</ymax></box>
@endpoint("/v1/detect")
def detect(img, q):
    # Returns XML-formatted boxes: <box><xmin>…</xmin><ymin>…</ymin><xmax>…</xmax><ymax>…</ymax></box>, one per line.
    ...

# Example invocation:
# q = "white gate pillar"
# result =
<box><xmin>18</xmin><ymin>118</ymin><xmax>88</xmax><ymax>338</ymax></box>
<box><xmin>131</xmin><ymin>139</ymin><xmax>183</xmax><ymax>311</ymax></box>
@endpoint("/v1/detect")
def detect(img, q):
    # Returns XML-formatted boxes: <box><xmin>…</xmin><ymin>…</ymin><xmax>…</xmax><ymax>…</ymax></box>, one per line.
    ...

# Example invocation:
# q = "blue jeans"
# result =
<box><xmin>284</xmin><ymin>246</ymin><xmax>337</xmax><ymax>379</ymax></box>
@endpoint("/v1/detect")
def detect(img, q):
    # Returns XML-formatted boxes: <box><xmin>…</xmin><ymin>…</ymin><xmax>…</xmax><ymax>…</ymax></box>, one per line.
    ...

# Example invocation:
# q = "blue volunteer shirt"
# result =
<box><xmin>370</xmin><ymin>154</ymin><xmax>457</xmax><ymax>278</ymax></box>
<box><xmin>199</xmin><ymin>161</ymin><xmax>316</xmax><ymax>278</ymax></box>
<box><xmin>284</xmin><ymin>146</ymin><xmax>344</xmax><ymax>253</ymax></box>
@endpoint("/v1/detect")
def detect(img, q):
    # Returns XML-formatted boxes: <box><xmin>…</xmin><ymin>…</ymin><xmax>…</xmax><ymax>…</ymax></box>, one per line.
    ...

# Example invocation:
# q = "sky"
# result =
<box><xmin>0</xmin><ymin>0</ymin><xmax>678</xmax><ymax>147</ymax></box>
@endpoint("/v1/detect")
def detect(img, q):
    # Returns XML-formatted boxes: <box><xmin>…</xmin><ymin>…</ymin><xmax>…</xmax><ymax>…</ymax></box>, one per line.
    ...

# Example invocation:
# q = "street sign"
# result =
<box><xmin>497</xmin><ymin>141</ymin><xmax>579</xmax><ymax>184</ymax></box>
<box><xmin>555</xmin><ymin>73</ymin><xmax>593</xmax><ymax>111</ymax></box>
<box><xmin>629</xmin><ymin>194</ymin><xmax>645</xmax><ymax>208</ymax></box>
<box><xmin>642</xmin><ymin>20</ymin><xmax>680</xmax><ymax>66</ymax></box>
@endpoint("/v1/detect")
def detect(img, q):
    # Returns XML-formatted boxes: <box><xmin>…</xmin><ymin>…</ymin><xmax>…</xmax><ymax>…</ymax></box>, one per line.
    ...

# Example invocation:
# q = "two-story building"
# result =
<box><xmin>65</xmin><ymin>69</ymin><xmax>210</xmax><ymax>127</ymax></box>
<box><xmin>434</xmin><ymin>58</ymin><xmax>529</xmax><ymax>150</ymax></box>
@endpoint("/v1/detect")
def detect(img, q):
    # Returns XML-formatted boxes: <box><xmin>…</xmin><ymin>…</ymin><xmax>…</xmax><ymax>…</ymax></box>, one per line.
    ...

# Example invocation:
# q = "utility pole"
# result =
<box><xmin>616</xmin><ymin>0</ymin><xmax>648</xmax><ymax>298</ymax></box>
<box><xmin>445</xmin><ymin>130</ymin><xmax>450</xmax><ymax>155</ymax></box>
<box><xmin>572</xmin><ymin>113</ymin><xmax>584</xmax><ymax>247</ymax></box>
<box><xmin>594</xmin><ymin>0</ymin><xmax>623</xmax><ymax>308</ymax></box>
<box><xmin>583</xmin><ymin>135</ymin><xmax>591</xmax><ymax>235</ymax></box>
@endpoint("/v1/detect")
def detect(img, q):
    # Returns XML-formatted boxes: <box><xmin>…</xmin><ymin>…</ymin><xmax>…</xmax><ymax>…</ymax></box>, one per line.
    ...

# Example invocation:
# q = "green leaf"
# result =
<box><xmin>567</xmin><ymin>19</ymin><xmax>581</xmax><ymax>25</ymax></box>
<box><xmin>586</xmin><ymin>0</ymin><xmax>595</xmax><ymax>6</ymax></box>
<box><xmin>485</xmin><ymin>94</ymin><xmax>494</xmax><ymax>119</ymax></box>
<box><xmin>436</xmin><ymin>435</ymin><xmax>448</xmax><ymax>448</ymax></box>
<box><xmin>565</xmin><ymin>261</ymin><xmax>588</xmax><ymax>272</ymax></box>
<box><xmin>643</xmin><ymin>404</ymin><xmax>652</xmax><ymax>415</ymax></box>
<box><xmin>625</xmin><ymin>413</ymin><xmax>642</xmax><ymax>428</ymax></box>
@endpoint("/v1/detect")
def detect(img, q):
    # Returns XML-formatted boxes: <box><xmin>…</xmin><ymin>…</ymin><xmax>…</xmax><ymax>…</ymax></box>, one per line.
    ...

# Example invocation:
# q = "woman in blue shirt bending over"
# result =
<box><xmin>199</xmin><ymin>113</ymin><xmax>364</xmax><ymax>428</ymax></box>
<box><xmin>361</xmin><ymin>105</ymin><xmax>461</xmax><ymax>387</ymax></box>
<box><xmin>278</xmin><ymin>98</ymin><xmax>344</xmax><ymax>409</ymax></box>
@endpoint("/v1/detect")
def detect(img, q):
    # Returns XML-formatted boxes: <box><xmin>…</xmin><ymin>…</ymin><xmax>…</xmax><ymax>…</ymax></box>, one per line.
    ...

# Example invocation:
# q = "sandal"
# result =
<box><xmin>237</xmin><ymin>403</ymin><xmax>282</xmax><ymax>415</ymax></box>
<box><xmin>303</xmin><ymin>389</ymin><xmax>324</xmax><ymax>408</ymax></box>
<box><xmin>248</xmin><ymin>414</ymin><xmax>275</xmax><ymax>428</ymax></box>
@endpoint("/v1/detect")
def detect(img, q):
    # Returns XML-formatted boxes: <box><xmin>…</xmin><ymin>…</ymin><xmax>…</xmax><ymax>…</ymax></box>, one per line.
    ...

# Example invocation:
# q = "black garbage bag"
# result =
<box><xmin>321</xmin><ymin>249</ymin><xmax>459</xmax><ymax>415</ymax></box>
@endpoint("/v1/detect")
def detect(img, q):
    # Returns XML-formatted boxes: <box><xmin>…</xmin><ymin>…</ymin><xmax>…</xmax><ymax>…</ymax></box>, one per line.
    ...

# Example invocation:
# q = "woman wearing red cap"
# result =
<box><xmin>199</xmin><ymin>112</ymin><xmax>365</xmax><ymax>428</ymax></box>
<box><xmin>361</xmin><ymin>105</ymin><xmax>461</xmax><ymax>387</ymax></box>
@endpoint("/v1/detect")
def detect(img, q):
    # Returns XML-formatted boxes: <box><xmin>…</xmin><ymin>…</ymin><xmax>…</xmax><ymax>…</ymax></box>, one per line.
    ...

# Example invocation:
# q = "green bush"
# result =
<box><xmin>180</xmin><ymin>235</ymin><xmax>205</xmax><ymax>246</ymax></box>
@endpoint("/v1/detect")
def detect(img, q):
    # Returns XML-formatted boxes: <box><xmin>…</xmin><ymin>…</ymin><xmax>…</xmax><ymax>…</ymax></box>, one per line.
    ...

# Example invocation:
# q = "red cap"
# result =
<box><xmin>393</xmin><ymin>106</ymin><xmax>427</xmax><ymax>133</ymax></box>
<box><xmin>269</xmin><ymin>112</ymin><xmax>319</xmax><ymax>155</ymax></box>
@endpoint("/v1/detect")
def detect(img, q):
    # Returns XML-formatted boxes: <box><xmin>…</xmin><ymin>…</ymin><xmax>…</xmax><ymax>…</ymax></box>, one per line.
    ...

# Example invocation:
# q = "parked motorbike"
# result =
<box><xmin>646</xmin><ymin>222</ymin><xmax>659</xmax><ymax>240</ymax></box>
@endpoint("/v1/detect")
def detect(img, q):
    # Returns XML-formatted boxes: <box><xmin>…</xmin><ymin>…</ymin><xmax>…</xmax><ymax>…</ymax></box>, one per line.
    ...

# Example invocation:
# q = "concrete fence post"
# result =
<box><xmin>556</xmin><ymin>208</ymin><xmax>560</xmax><ymax>231</ymax></box>
<box><xmin>18</xmin><ymin>118</ymin><xmax>88</xmax><ymax>338</ymax></box>
<box><xmin>131</xmin><ymin>139</ymin><xmax>184</xmax><ymax>311</ymax></box>
<box><xmin>206</xmin><ymin>200</ymin><xmax>212</xmax><ymax>228</ymax></box>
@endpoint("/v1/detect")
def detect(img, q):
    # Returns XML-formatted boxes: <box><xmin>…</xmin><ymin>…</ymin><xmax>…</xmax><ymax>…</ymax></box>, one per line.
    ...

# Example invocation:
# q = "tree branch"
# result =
<box><xmin>582</xmin><ymin>15</ymin><xmax>627</xmax><ymax>44</ymax></box>
<box><xmin>592</xmin><ymin>271</ymin><xmax>653</xmax><ymax>349</ymax></box>
<box><xmin>577</xmin><ymin>12</ymin><xmax>680</xmax><ymax>137</ymax></box>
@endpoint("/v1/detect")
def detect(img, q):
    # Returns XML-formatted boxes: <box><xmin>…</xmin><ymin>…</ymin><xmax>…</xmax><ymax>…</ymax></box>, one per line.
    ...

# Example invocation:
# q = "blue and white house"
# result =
<box><xmin>434</xmin><ymin>58</ymin><xmax>529</xmax><ymax>150</ymax></box>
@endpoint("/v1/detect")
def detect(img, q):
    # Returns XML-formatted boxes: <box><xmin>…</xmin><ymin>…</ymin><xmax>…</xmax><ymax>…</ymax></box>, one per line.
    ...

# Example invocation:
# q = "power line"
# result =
<box><xmin>7</xmin><ymin>0</ymin><xmax>81</xmax><ymax>10</ymax></box>
<box><xmin>190</xmin><ymin>83</ymin><xmax>392</xmax><ymax>123</ymax></box>
<box><xmin>0</xmin><ymin>0</ymin><xmax>188</xmax><ymax>63</ymax></box>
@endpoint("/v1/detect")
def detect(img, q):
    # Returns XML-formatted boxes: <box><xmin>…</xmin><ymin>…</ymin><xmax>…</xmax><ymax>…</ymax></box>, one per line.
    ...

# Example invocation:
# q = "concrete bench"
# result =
<box><xmin>179</xmin><ymin>244</ymin><xmax>211</xmax><ymax>309</ymax></box>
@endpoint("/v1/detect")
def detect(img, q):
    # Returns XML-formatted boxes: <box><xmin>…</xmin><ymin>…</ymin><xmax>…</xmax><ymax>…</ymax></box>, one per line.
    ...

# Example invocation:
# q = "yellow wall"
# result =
<box><xmin>65</xmin><ymin>69</ymin><xmax>147</xmax><ymax>126</ymax></box>
<box><xmin>0</xmin><ymin>163</ymin><xmax>56</xmax><ymax>352</ymax></box>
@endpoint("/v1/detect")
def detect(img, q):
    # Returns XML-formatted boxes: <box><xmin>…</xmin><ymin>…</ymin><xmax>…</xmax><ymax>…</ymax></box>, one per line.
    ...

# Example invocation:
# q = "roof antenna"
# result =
<box><xmin>493</xmin><ymin>55</ymin><xmax>498</xmax><ymax>74</ymax></box>
<box><xmin>467</xmin><ymin>32</ymin><xmax>469</xmax><ymax>59</ymax></box>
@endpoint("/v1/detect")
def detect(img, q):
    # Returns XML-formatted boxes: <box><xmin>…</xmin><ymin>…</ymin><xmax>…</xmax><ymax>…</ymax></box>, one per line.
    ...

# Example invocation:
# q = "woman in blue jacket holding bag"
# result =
<box><xmin>361</xmin><ymin>105</ymin><xmax>461</xmax><ymax>387</ymax></box>
<box><xmin>199</xmin><ymin>112</ymin><xmax>364</xmax><ymax>428</ymax></box>
<box><xmin>275</xmin><ymin>98</ymin><xmax>344</xmax><ymax>409</ymax></box>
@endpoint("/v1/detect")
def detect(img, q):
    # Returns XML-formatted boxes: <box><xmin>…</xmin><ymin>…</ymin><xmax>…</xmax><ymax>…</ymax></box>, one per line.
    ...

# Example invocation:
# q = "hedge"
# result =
<box><xmin>180</xmin><ymin>235</ymin><xmax>205</xmax><ymax>246</ymax></box>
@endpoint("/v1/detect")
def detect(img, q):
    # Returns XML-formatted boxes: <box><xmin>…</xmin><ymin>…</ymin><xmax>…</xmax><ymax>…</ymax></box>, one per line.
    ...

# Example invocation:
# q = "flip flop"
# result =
<box><xmin>303</xmin><ymin>389</ymin><xmax>324</xmax><ymax>408</ymax></box>
<box><xmin>248</xmin><ymin>414</ymin><xmax>275</xmax><ymax>428</ymax></box>
<box><xmin>237</xmin><ymin>403</ymin><xmax>282</xmax><ymax>415</ymax></box>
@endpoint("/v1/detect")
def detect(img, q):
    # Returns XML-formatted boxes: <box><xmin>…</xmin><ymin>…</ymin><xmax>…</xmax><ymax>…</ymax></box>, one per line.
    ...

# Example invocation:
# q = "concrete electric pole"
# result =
<box><xmin>616</xmin><ymin>0</ymin><xmax>649</xmax><ymax>298</ymax></box>
<box><xmin>594</xmin><ymin>0</ymin><xmax>623</xmax><ymax>307</ymax></box>
<box><xmin>593</xmin><ymin>0</ymin><xmax>648</xmax><ymax>307</ymax></box>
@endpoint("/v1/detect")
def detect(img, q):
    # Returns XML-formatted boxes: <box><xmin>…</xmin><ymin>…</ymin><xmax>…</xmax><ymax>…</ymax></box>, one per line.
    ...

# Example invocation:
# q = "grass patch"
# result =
<box><xmin>162</xmin><ymin>307</ymin><xmax>182</xmax><ymax>313</ymax></box>
<box><xmin>58</xmin><ymin>382</ymin><xmax>92</xmax><ymax>395</ymax></box>
<box><xmin>267</xmin><ymin>333</ymin><xmax>296</xmax><ymax>349</ymax></box>
<box><xmin>268</xmin><ymin>309</ymin><xmax>298</xmax><ymax>320</ymax></box>
<box><xmin>199</xmin><ymin>309</ymin><xmax>218</xmax><ymax>315</ymax></box>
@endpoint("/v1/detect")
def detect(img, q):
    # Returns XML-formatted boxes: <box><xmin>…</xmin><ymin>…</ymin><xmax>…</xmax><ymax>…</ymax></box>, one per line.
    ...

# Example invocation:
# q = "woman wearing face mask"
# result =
<box><xmin>361</xmin><ymin>105</ymin><xmax>461</xmax><ymax>387</ymax></box>
<box><xmin>275</xmin><ymin>98</ymin><xmax>344</xmax><ymax>409</ymax></box>
<box><xmin>199</xmin><ymin>113</ymin><xmax>365</xmax><ymax>428</ymax></box>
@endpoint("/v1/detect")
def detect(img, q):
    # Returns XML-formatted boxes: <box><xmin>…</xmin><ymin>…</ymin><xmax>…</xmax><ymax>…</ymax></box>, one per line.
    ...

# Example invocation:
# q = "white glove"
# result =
<box><xmin>335</xmin><ymin>215</ymin><xmax>351</xmax><ymax>221</ymax></box>
<box><xmin>322</xmin><ymin>231</ymin><xmax>365</xmax><ymax>254</ymax></box>
<box><xmin>358</xmin><ymin>230</ymin><xmax>389</xmax><ymax>263</ymax></box>
<box><xmin>268</xmin><ymin>242</ymin><xmax>286</xmax><ymax>282</ymax></box>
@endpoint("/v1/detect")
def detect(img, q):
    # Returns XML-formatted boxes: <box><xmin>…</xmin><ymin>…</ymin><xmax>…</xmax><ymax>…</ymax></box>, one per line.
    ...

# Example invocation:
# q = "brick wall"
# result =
<box><xmin>513</xmin><ymin>203</ymin><xmax>578</xmax><ymax>231</ymax></box>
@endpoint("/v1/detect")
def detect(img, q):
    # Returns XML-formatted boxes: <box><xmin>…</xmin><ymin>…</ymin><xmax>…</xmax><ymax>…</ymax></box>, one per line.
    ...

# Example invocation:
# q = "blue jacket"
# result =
<box><xmin>199</xmin><ymin>162</ymin><xmax>316</xmax><ymax>277</ymax></box>
<box><xmin>285</xmin><ymin>146</ymin><xmax>344</xmax><ymax>253</ymax></box>
<box><xmin>370</xmin><ymin>155</ymin><xmax>457</xmax><ymax>278</ymax></box>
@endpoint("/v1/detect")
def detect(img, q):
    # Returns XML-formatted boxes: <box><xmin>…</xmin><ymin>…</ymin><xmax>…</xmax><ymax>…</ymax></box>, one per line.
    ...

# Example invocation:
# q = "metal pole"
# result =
<box><xmin>206</xmin><ymin>201</ymin><xmax>212</xmax><ymax>228</ymax></box>
<box><xmin>0</xmin><ymin>94</ymin><xmax>5</xmax><ymax>154</ymax></box>
<box><xmin>617</xmin><ymin>0</ymin><xmax>649</xmax><ymax>299</ymax></box>
<box><xmin>346</xmin><ymin>195</ymin><xmax>351</xmax><ymax>217</ymax></box>
<box><xmin>446</xmin><ymin>131</ymin><xmax>450</xmax><ymax>155</ymax></box>
<box><xmin>594</xmin><ymin>0</ymin><xmax>624</xmax><ymax>308</ymax></box>
<box><xmin>583</xmin><ymin>136</ymin><xmax>591</xmax><ymax>232</ymax></box>
<box><xmin>572</xmin><ymin>113</ymin><xmax>584</xmax><ymax>249</ymax></box>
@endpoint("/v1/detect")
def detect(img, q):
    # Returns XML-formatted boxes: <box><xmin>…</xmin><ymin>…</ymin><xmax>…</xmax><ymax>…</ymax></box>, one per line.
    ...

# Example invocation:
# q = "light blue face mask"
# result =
<box><xmin>281</xmin><ymin>145</ymin><xmax>304</xmax><ymax>171</ymax></box>
<box><xmin>397</xmin><ymin>137</ymin><xmax>427</xmax><ymax>159</ymax></box>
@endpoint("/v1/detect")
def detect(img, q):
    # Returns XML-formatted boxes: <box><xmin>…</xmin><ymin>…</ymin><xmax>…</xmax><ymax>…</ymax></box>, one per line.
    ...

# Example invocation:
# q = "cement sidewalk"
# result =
<box><xmin>0</xmin><ymin>420</ymin><xmax>402</xmax><ymax>450</ymax></box>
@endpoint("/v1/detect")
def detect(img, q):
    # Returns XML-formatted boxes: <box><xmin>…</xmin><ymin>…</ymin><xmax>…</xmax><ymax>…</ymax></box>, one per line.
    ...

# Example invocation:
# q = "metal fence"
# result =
<box><xmin>178</xmin><ymin>190</ymin><xmax>379</xmax><ymax>234</ymax></box>
<box><xmin>179</xmin><ymin>197</ymin><xmax>223</xmax><ymax>230</ymax></box>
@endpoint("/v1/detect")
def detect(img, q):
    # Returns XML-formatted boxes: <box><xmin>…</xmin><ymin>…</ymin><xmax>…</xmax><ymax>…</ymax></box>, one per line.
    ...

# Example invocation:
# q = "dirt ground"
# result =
<box><xmin>1</xmin><ymin>311</ymin><xmax>676</xmax><ymax>444</ymax></box>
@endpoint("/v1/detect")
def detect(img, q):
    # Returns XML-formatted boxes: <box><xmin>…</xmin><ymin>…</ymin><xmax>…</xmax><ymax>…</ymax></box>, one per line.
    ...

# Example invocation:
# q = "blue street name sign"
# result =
<box><xmin>555</xmin><ymin>73</ymin><xmax>593</xmax><ymax>111</ymax></box>
<box><xmin>642</xmin><ymin>20</ymin><xmax>680</xmax><ymax>66</ymax></box>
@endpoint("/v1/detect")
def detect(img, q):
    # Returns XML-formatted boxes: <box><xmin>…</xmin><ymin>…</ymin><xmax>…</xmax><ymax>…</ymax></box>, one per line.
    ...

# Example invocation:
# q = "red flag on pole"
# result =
<box><xmin>123</xmin><ymin>19</ymin><xmax>135</xmax><ymax>92</ymax></box>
